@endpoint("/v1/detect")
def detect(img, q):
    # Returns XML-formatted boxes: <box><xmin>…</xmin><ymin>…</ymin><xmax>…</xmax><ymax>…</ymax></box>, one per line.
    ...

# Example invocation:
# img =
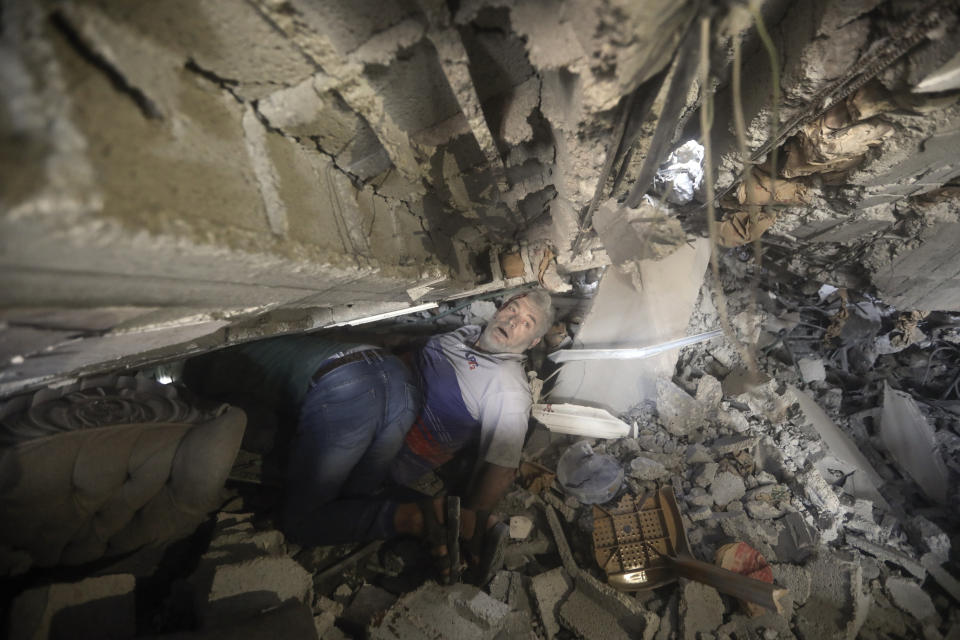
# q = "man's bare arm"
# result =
<box><xmin>461</xmin><ymin>462</ymin><xmax>515</xmax><ymax>539</ymax></box>
<box><xmin>467</xmin><ymin>462</ymin><xmax>515</xmax><ymax>511</ymax></box>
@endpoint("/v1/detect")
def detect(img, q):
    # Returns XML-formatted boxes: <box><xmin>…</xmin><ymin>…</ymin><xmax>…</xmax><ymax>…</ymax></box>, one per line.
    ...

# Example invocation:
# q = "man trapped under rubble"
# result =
<box><xmin>184</xmin><ymin>288</ymin><xmax>555</xmax><ymax>583</ymax></box>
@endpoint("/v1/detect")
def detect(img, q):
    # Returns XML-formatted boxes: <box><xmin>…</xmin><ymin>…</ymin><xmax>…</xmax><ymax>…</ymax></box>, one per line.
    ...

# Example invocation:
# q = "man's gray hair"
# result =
<box><xmin>505</xmin><ymin>288</ymin><xmax>555</xmax><ymax>338</ymax></box>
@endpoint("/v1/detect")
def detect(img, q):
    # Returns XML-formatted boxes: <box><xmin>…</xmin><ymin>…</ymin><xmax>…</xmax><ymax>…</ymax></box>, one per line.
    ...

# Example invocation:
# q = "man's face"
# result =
<box><xmin>476</xmin><ymin>295</ymin><xmax>546</xmax><ymax>354</ymax></box>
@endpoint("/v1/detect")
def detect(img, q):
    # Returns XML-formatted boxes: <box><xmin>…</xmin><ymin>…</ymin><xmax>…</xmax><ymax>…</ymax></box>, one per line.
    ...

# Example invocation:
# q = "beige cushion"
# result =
<box><xmin>0</xmin><ymin>407</ymin><xmax>245</xmax><ymax>570</ymax></box>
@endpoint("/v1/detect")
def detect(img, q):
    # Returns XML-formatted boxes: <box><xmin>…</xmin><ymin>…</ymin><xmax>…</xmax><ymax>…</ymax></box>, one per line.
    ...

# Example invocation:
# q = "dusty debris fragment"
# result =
<box><xmin>846</xmin><ymin>535</ymin><xmax>925</xmax><ymax>580</ymax></box>
<box><xmin>771</xmin><ymin>562</ymin><xmax>812</xmax><ymax>607</ymax></box>
<box><xmin>488</xmin><ymin>571</ymin><xmax>516</xmax><ymax>603</ymax></box>
<box><xmin>796</xmin><ymin>467</ymin><xmax>842</xmax><ymax>517</ymax></box>
<box><xmin>657</xmin><ymin>379</ymin><xmax>705</xmax><ymax>437</ymax></box>
<box><xmin>685</xmin><ymin>487</ymin><xmax>713</xmax><ymax>507</ymax></box>
<box><xmin>716</xmin><ymin>408</ymin><xmax>751</xmax><ymax>433</ymax></box>
<box><xmin>908</xmin><ymin>516</ymin><xmax>951</xmax><ymax>562</ymax></box>
<box><xmin>542</xmin><ymin>502</ymin><xmax>578</xmax><ymax>577</ymax></box>
<box><xmin>881</xmin><ymin>382</ymin><xmax>949</xmax><ymax>504</ymax></box>
<box><xmin>679</xmin><ymin>580</ymin><xmax>724</xmax><ymax>640</ymax></box>
<box><xmin>559</xmin><ymin>580</ymin><xmax>656</xmax><ymax>640</ymax></box>
<box><xmin>719</xmin><ymin>515</ymin><xmax>779</xmax><ymax>565</ymax></box>
<box><xmin>773</xmin><ymin>512</ymin><xmax>818</xmax><ymax>564</ymax></box>
<box><xmin>695</xmin><ymin>373</ymin><xmax>723</xmax><ymax>409</ymax></box>
<box><xmin>570</xmin><ymin>572</ymin><xmax>659</xmax><ymax>640</ymax></box>
<box><xmin>693</xmin><ymin>462</ymin><xmax>719</xmax><ymax>488</ymax></box>
<box><xmin>499</xmin><ymin>251</ymin><xmax>526</xmax><ymax>279</ymax></box>
<box><xmin>797</xmin><ymin>357</ymin><xmax>827</xmax><ymax>383</ymax></box>
<box><xmin>509</xmin><ymin>515</ymin><xmax>534</xmax><ymax>541</ymax></box>
<box><xmin>744</xmin><ymin>501</ymin><xmax>785</xmax><ymax>520</ymax></box>
<box><xmin>722</xmin><ymin>368</ymin><xmax>789</xmax><ymax>421</ymax></box>
<box><xmin>559</xmin><ymin>589</ymin><xmax>632</xmax><ymax>640</ymax></box>
<box><xmin>313</xmin><ymin>595</ymin><xmax>343</xmax><ymax>637</ymax></box>
<box><xmin>710</xmin><ymin>471</ymin><xmax>746</xmax><ymax>507</ymax></box>
<box><xmin>190</xmin><ymin>554</ymin><xmax>313</xmax><ymax>628</ymax></box>
<box><xmin>551</xmin><ymin>242</ymin><xmax>710</xmax><ymax>413</ymax></box>
<box><xmin>712</xmin><ymin>435</ymin><xmax>757</xmax><ymax>456</ymax></box>
<box><xmin>793</xmin><ymin>549</ymin><xmax>870</xmax><ymax>640</ymax></box>
<box><xmin>650</xmin><ymin>592</ymin><xmax>677</xmax><ymax>640</ymax></box>
<box><xmin>843</xmin><ymin>500</ymin><xmax>877</xmax><ymax>541</ymax></box>
<box><xmin>208</xmin><ymin>522</ymin><xmax>285</xmax><ymax>556</ymax></box>
<box><xmin>884</xmin><ymin>577</ymin><xmax>940</xmax><ymax>627</ymax></box>
<box><xmin>920</xmin><ymin>553</ymin><xmax>960</xmax><ymax>603</ymax></box>
<box><xmin>685</xmin><ymin>443</ymin><xmax>714</xmax><ymax>464</ymax></box>
<box><xmin>498</xmin><ymin>611</ymin><xmax>538</xmax><ymax>640</ymax></box>
<box><xmin>629</xmin><ymin>456</ymin><xmax>669</xmax><ymax>480</ymax></box>
<box><xmin>500</xmin><ymin>76</ymin><xmax>540</xmax><ymax>145</ymax></box>
<box><xmin>542</xmin><ymin>490</ymin><xmax>577</xmax><ymax>522</ymax></box>
<box><xmin>592</xmin><ymin>197</ymin><xmax>687</xmax><ymax>266</ymax></box>
<box><xmin>530</xmin><ymin>567</ymin><xmax>572</xmax><ymax>640</ymax></box>
<box><xmin>689</xmin><ymin>505</ymin><xmax>712</xmax><ymax>521</ymax></box>
<box><xmin>848</xmin><ymin>81</ymin><xmax>897</xmax><ymax>120</ymax></box>
<box><xmin>789</xmin><ymin>387</ymin><xmax>886</xmax><ymax>506</ymax></box>
<box><xmin>369</xmin><ymin>582</ymin><xmax>510</xmax><ymax>640</ymax></box>
<box><xmin>341</xmin><ymin>584</ymin><xmax>397</xmax><ymax>633</ymax></box>
<box><xmin>7</xmin><ymin>574</ymin><xmax>136</xmax><ymax>640</ymax></box>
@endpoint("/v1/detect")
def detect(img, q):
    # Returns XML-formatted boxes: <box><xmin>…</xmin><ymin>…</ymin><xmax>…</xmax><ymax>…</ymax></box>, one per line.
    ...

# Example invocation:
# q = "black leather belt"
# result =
<box><xmin>310</xmin><ymin>349</ymin><xmax>382</xmax><ymax>384</ymax></box>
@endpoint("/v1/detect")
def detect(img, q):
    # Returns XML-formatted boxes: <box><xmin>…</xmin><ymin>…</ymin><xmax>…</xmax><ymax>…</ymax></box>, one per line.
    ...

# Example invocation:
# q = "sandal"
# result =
<box><xmin>463</xmin><ymin>510</ymin><xmax>509</xmax><ymax>587</ymax></box>
<box><xmin>418</xmin><ymin>496</ymin><xmax>461</xmax><ymax>584</ymax></box>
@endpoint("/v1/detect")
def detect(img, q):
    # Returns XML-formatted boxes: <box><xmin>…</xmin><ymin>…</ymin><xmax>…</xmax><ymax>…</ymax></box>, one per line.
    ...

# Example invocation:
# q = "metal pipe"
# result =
<box><xmin>547</xmin><ymin>329</ymin><xmax>723</xmax><ymax>363</ymax></box>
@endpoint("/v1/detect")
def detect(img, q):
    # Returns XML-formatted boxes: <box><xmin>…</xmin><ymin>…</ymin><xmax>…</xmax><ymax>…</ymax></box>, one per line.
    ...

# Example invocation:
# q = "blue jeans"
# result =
<box><xmin>282</xmin><ymin>351</ymin><xmax>420</xmax><ymax>545</ymax></box>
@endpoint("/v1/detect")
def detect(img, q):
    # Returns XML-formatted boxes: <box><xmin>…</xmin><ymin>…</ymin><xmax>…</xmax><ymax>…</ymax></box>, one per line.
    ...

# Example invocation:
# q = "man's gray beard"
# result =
<box><xmin>475</xmin><ymin>326</ymin><xmax>499</xmax><ymax>353</ymax></box>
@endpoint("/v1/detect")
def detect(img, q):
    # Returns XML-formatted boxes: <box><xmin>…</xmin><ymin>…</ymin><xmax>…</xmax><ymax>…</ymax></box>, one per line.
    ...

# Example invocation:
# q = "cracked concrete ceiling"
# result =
<box><xmin>2</xmin><ymin>0</ymin><xmax>960</xmax><ymax>396</ymax></box>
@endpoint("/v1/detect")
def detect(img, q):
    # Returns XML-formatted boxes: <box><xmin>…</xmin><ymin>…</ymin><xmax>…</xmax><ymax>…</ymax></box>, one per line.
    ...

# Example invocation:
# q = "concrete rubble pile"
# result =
<box><xmin>6</xmin><ymin>267</ymin><xmax>960</xmax><ymax>640</ymax></box>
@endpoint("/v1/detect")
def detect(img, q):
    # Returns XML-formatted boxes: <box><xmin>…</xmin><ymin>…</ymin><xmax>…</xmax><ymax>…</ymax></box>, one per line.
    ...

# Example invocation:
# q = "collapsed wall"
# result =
<box><xmin>0</xmin><ymin>0</ymin><xmax>699</xmax><ymax>395</ymax></box>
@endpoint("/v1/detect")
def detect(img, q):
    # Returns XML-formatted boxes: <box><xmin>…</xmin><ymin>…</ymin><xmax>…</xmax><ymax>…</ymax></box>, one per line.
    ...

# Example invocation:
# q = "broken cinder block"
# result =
<box><xmin>530</xmin><ymin>567</ymin><xmax>572</xmax><ymax>640</ymax></box>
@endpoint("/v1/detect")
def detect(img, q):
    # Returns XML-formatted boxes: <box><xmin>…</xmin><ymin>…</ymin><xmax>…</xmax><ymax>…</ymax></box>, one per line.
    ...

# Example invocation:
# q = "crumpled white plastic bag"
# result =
<box><xmin>654</xmin><ymin>139</ymin><xmax>704</xmax><ymax>204</ymax></box>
